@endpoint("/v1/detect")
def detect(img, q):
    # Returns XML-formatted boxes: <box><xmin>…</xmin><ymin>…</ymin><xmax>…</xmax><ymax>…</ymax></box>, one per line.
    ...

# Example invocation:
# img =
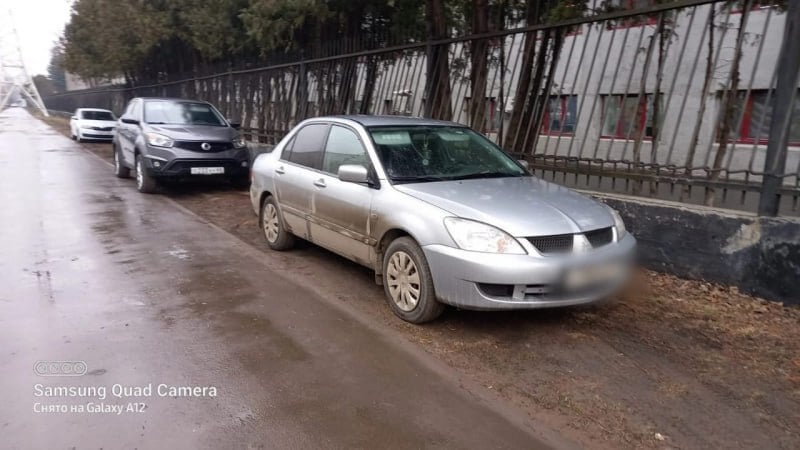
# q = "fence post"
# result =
<box><xmin>758</xmin><ymin>0</ymin><xmax>800</xmax><ymax>216</ymax></box>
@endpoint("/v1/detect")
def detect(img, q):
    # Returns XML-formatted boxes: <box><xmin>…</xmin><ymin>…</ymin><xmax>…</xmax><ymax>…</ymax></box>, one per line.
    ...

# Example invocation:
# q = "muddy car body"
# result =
<box><xmin>250</xmin><ymin>116</ymin><xmax>636</xmax><ymax>323</ymax></box>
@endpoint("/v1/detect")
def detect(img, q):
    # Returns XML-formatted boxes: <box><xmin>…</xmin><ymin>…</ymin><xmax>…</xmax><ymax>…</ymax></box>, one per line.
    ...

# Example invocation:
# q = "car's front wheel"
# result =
<box><xmin>383</xmin><ymin>237</ymin><xmax>444</xmax><ymax>324</ymax></box>
<box><xmin>113</xmin><ymin>145</ymin><xmax>130</xmax><ymax>178</ymax></box>
<box><xmin>231</xmin><ymin>175</ymin><xmax>250</xmax><ymax>190</ymax></box>
<box><xmin>135</xmin><ymin>155</ymin><xmax>158</xmax><ymax>194</ymax></box>
<box><xmin>260</xmin><ymin>195</ymin><xmax>294</xmax><ymax>250</ymax></box>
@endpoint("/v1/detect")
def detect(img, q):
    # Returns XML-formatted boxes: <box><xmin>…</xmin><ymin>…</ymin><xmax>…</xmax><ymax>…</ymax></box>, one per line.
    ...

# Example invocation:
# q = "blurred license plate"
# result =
<box><xmin>565</xmin><ymin>263</ymin><xmax>623</xmax><ymax>290</ymax></box>
<box><xmin>191</xmin><ymin>167</ymin><xmax>224</xmax><ymax>175</ymax></box>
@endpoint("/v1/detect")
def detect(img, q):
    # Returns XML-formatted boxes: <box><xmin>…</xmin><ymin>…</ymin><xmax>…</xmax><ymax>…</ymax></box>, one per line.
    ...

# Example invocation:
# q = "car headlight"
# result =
<box><xmin>608</xmin><ymin>207</ymin><xmax>627</xmax><ymax>239</ymax></box>
<box><xmin>145</xmin><ymin>132</ymin><xmax>174</xmax><ymax>148</ymax></box>
<box><xmin>233</xmin><ymin>137</ymin><xmax>247</xmax><ymax>149</ymax></box>
<box><xmin>443</xmin><ymin>217</ymin><xmax>526</xmax><ymax>254</ymax></box>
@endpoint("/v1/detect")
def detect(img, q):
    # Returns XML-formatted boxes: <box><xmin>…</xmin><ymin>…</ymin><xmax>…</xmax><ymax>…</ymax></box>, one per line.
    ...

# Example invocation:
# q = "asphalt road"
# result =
<box><xmin>0</xmin><ymin>108</ymin><xmax>562</xmax><ymax>449</ymax></box>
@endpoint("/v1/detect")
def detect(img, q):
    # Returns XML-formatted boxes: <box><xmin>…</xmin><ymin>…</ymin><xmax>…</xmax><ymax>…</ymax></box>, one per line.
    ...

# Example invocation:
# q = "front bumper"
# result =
<box><xmin>141</xmin><ymin>145</ymin><xmax>249</xmax><ymax>178</ymax></box>
<box><xmin>422</xmin><ymin>233</ymin><xmax>636</xmax><ymax>310</ymax></box>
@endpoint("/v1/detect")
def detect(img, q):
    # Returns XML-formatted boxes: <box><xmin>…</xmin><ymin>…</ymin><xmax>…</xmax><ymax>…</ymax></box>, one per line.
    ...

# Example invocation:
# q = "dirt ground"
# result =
<box><xmin>44</xmin><ymin>116</ymin><xmax>800</xmax><ymax>449</ymax></box>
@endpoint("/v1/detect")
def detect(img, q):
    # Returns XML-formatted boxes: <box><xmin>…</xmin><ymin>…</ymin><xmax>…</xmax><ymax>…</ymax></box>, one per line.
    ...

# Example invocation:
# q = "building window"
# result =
<box><xmin>724</xmin><ymin>90</ymin><xmax>800</xmax><ymax>146</ymax></box>
<box><xmin>542</xmin><ymin>95</ymin><xmax>577</xmax><ymax>135</ymax></box>
<box><xmin>601</xmin><ymin>94</ymin><xmax>659</xmax><ymax>140</ymax></box>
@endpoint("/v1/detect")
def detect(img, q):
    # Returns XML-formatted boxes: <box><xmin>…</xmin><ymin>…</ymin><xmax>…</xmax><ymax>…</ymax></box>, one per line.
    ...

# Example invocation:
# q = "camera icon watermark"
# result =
<box><xmin>34</xmin><ymin>361</ymin><xmax>87</xmax><ymax>377</ymax></box>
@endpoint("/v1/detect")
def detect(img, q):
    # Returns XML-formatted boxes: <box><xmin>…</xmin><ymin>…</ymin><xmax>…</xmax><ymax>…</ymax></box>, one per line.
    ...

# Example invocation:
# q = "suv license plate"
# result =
<box><xmin>191</xmin><ymin>167</ymin><xmax>225</xmax><ymax>175</ymax></box>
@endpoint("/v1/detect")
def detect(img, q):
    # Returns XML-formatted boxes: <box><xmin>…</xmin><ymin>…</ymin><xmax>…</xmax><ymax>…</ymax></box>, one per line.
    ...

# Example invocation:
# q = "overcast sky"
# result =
<box><xmin>7</xmin><ymin>0</ymin><xmax>73</xmax><ymax>76</ymax></box>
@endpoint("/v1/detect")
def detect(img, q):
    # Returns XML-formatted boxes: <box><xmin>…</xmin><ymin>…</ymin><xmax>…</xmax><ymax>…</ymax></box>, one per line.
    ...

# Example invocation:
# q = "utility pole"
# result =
<box><xmin>0</xmin><ymin>9</ymin><xmax>49</xmax><ymax>116</ymax></box>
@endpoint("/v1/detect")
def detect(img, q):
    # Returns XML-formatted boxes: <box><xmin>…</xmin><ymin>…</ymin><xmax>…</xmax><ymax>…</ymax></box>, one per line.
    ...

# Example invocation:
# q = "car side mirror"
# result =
<box><xmin>71</xmin><ymin>116</ymin><xmax>77</xmax><ymax>120</ymax></box>
<box><xmin>517</xmin><ymin>160</ymin><xmax>530</xmax><ymax>170</ymax></box>
<box><xmin>338</xmin><ymin>164</ymin><xmax>369</xmax><ymax>184</ymax></box>
<box><xmin>121</xmin><ymin>117</ymin><xmax>139</xmax><ymax>125</ymax></box>
<box><xmin>229</xmin><ymin>121</ymin><xmax>241</xmax><ymax>130</ymax></box>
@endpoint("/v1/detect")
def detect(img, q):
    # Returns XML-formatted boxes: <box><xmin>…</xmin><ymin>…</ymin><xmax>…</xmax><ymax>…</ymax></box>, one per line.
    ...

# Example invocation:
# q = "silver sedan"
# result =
<box><xmin>250</xmin><ymin>116</ymin><xmax>636</xmax><ymax>323</ymax></box>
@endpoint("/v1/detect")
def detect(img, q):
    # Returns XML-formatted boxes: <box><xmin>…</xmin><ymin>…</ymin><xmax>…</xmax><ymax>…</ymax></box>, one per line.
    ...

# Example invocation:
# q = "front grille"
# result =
<box><xmin>174</xmin><ymin>141</ymin><xmax>234</xmax><ymax>153</ymax></box>
<box><xmin>527</xmin><ymin>234</ymin><xmax>573</xmax><ymax>254</ymax></box>
<box><xmin>165</xmin><ymin>159</ymin><xmax>237</xmax><ymax>170</ymax></box>
<box><xmin>585</xmin><ymin>227</ymin><xmax>613</xmax><ymax>248</ymax></box>
<box><xmin>91</xmin><ymin>126</ymin><xmax>114</xmax><ymax>131</ymax></box>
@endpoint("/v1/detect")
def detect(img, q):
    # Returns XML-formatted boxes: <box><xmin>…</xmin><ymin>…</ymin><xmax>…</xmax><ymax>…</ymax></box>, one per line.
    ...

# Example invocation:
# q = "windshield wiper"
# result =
<box><xmin>449</xmin><ymin>171</ymin><xmax>523</xmax><ymax>181</ymax></box>
<box><xmin>390</xmin><ymin>175</ymin><xmax>447</xmax><ymax>184</ymax></box>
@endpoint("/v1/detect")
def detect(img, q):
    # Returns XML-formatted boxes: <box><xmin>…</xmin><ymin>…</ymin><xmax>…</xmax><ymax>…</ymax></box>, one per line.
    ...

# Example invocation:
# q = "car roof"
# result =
<box><xmin>77</xmin><ymin>108</ymin><xmax>113</xmax><ymax>112</ymax></box>
<box><xmin>324</xmin><ymin>115</ymin><xmax>465</xmax><ymax>128</ymax></box>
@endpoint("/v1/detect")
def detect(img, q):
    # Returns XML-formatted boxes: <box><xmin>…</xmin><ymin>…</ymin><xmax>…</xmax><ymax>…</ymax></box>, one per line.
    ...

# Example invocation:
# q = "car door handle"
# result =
<box><xmin>313</xmin><ymin>179</ymin><xmax>327</xmax><ymax>188</ymax></box>
<box><xmin>275</xmin><ymin>166</ymin><xmax>285</xmax><ymax>175</ymax></box>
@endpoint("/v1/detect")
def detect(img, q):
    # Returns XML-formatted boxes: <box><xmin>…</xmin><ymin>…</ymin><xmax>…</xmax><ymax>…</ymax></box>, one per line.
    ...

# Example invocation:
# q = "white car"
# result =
<box><xmin>70</xmin><ymin>108</ymin><xmax>117</xmax><ymax>142</ymax></box>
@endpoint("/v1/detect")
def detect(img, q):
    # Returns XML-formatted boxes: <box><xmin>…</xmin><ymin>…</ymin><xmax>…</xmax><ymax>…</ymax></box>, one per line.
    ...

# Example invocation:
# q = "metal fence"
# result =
<box><xmin>44</xmin><ymin>0</ymin><xmax>800</xmax><ymax>216</ymax></box>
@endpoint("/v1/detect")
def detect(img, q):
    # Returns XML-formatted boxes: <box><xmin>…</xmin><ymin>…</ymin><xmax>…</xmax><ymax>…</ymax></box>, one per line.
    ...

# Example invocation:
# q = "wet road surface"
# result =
<box><xmin>0</xmin><ymin>109</ymin><xmax>563</xmax><ymax>449</ymax></box>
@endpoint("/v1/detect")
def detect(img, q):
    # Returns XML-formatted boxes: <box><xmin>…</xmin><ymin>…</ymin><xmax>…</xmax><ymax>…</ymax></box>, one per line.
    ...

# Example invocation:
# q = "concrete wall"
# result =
<box><xmin>594</xmin><ymin>192</ymin><xmax>799</xmax><ymax>304</ymax></box>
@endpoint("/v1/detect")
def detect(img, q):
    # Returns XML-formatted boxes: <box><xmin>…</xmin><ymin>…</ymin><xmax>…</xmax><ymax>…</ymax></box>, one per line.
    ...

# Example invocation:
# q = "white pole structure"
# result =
<box><xmin>0</xmin><ymin>9</ymin><xmax>49</xmax><ymax>116</ymax></box>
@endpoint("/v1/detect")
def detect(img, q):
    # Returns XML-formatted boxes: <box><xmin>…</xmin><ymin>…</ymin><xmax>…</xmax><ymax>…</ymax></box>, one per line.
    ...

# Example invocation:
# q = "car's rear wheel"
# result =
<box><xmin>383</xmin><ymin>237</ymin><xmax>444</xmax><ymax>324</ymax></box>
<box><xmin>260</xmin><ymin>195</ymin><xmax>294</xmax><ymax>250</ymax></box>
<box><xmin>113</xmin><ymin>145</ymin><xmax>130</xmax><ymax>178</ymax></box>
<box><xmin>135</xmin><ymin>155</ymin><xmax>158</xmax><ymax>194</ymax></box>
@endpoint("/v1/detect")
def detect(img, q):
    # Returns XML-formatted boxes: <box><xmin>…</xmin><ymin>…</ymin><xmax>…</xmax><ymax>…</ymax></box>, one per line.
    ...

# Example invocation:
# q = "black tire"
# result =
<box><xmin>113</xmin><ymin>145</ymin><xmax>130</xmax><ymax>178</ymax></box>
<box><xmin>231</xmin><ymin>175</ymin><xmax>250</xmax><ymax>189</ymax></box>
<box><xmin>135</xmin><ymin>154</ymin><xmax>158</xmax><ymax>194</ymax></box>
<box><xmin>260</xmin><ymin>195</ymin><xmax>295</xmax><ymax>250</ymax></box>
<box><xmin>382</xmin><ymin>237</ymin><xmax>444</xmax><ymax>324</ymax></box>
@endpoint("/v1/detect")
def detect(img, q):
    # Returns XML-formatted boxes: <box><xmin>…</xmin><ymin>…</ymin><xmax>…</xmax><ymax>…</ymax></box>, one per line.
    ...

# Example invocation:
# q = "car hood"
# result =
<box><xmin>144</xmin><ymin>124</ymin><xmax>234</xmax><ymax>141</ymax></box>
<box><xmin>394</xmin><ymin>176</ymin><xmax>614</xmax><ymax>237</ymax></box>
<box><xmin>79</xmin><ymin>119</ymin><xmax>116</xmax><ymax>128</ymax></box>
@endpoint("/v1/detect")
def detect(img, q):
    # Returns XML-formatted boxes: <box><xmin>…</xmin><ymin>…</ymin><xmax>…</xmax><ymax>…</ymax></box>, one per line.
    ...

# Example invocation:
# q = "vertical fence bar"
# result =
<box><xmin>758</xmin><ymin>0</ymin><xmax>800</xmax><ymax>216</ymax></box>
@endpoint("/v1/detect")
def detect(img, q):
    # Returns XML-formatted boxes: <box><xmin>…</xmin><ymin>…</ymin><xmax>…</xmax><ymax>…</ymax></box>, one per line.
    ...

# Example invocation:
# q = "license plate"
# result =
<box><xmin>191</xmin><ymin>167</ymin><xmax>224</xmax><ymax>175</ymax></box>
<box><xmin>565</xmin><ymin>263</ymin><xmax>623</xmax><ymax>290</ymax></box>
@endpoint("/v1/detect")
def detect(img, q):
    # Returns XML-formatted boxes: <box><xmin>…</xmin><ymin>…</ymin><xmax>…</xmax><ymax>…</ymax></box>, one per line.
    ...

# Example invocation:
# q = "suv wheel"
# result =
<box><xmin>382</xmin><ymin>237</ymin><xmax>444</xmax><ymax>324</ymax></box>
<box><xmin>231</xmin><ymin>175</ymin><xmax>250</xmax><ymax>190</ymax></box>
<box><xmin>113</xmin><ymin>146</ymin><xmax>130</xmax><ymax>178</ymax></box>
<box><xmin>135</xmin><ymin>155</ymin><xmax>158</xmax><ymax>194</ymax></box>
<box><xmin>260</xmin><ymin>195</ymin><xmax>294</xmax><ymax>250</ymax></box>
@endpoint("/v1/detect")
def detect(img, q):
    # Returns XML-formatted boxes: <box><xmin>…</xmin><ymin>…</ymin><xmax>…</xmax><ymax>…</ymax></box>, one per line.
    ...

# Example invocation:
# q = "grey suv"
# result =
<box><xmin>113</xmin><ymin>97</ymin><xmax>250</xmax><ymax>193</ymax></box>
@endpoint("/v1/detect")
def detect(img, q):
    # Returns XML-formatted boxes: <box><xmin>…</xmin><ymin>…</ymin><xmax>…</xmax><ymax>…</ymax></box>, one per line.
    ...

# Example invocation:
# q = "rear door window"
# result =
<box><xmin>287</xmin><ymin>123</ymin><xmax>328</xmax><ymax>170</ymax></box>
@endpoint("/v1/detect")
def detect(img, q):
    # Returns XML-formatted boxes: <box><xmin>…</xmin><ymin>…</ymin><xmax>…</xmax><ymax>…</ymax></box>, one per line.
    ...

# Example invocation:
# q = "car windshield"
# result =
<box><xmin>81</xmin><ymin>110</ymin><xmax>115</xmax><ymax>121</ymax></box>
<box><xmin>143</xmin><ymin>101</ymin><xmax>226</xmax><ymax>126</ymax></box>
<box><xmin>368</xmin><ymin>126</ymin><xmax>527</xmax><ymax>183</ymax></box>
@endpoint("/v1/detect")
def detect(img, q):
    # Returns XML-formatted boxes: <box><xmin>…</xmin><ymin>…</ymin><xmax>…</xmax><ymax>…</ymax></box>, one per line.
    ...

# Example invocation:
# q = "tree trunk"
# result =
<box><xmin>530</xmin><ymin>29</ymin><xmax>565</xmax><ymax>154</ymax></box>
<box><xmin>631</xmin><ymin>21</ymin><xmax>658</xmax><ymax>195</ymax></box>
<box><xmin>361</xmin><ymin>57</ymin><xmax>378</xmax><ymax>114</ymax></box>
<box><xmin>508</xmin><ymin>1</ymin><xmax>547</xmax><ymax>153</ymax></box>
<box><xmin>650</xmin><ymin>15</ymin><xmax>668</xmax><ymax>195</ymax></box>
<box><xmin>425</xmin><ymin>0</ymin><xmax>452</xmax><ymax>120</ymax></box>
<box><xmin>470</xmin><ymin>0</ymin><xmax>490</xmax><ymax>131</ymax></box>
<box><xmin>705</xmin><ymin>1</ymin><xmax>750</xmax><ymax>206</ymax></box>
<box><xmin>683</xmin><ymin>6</ymin><xmax>715</xmax><ymax>201</ymax></box>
